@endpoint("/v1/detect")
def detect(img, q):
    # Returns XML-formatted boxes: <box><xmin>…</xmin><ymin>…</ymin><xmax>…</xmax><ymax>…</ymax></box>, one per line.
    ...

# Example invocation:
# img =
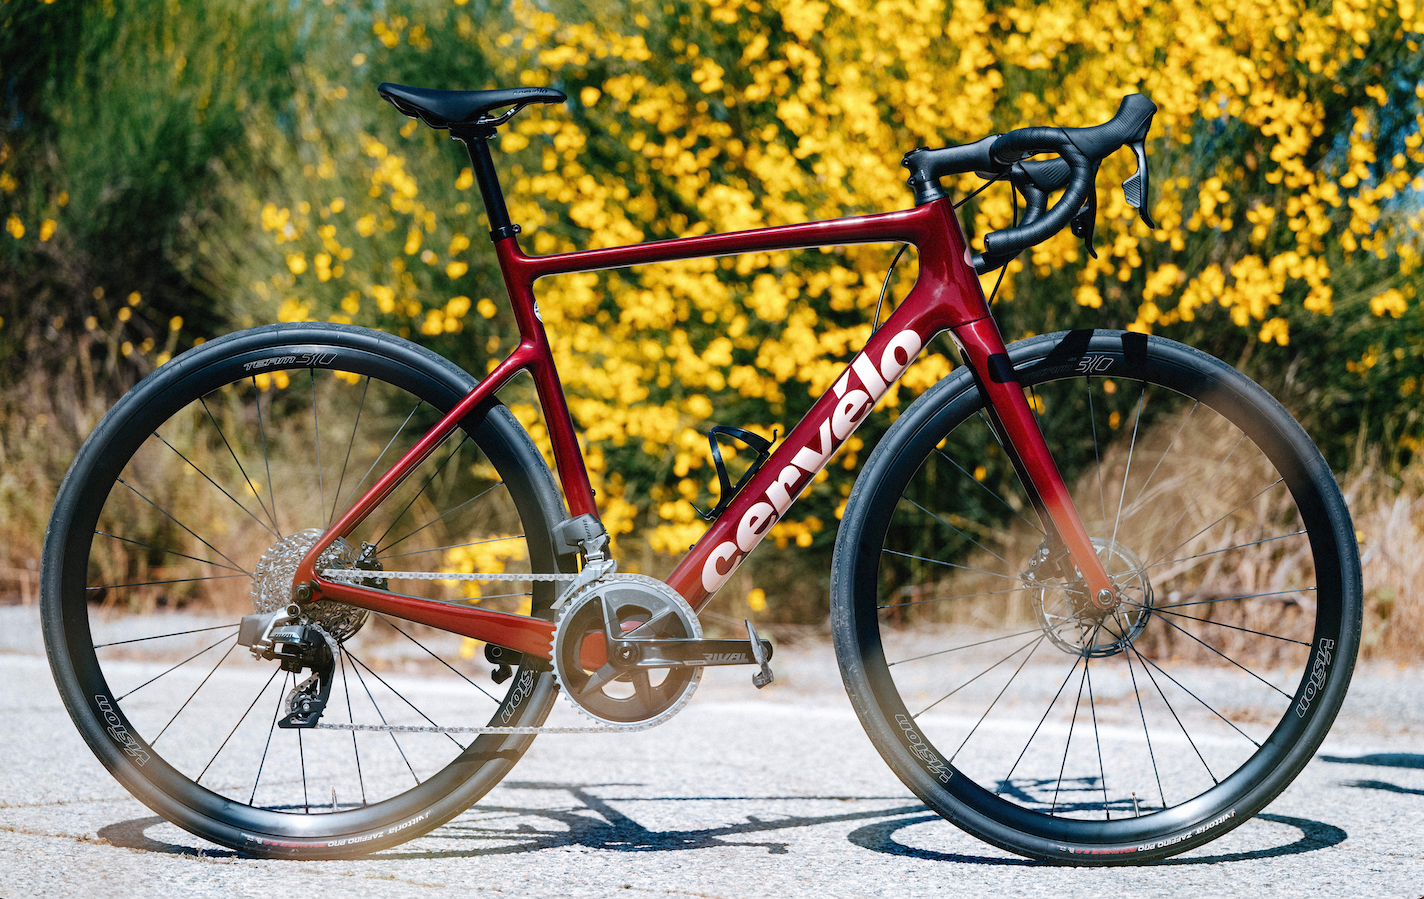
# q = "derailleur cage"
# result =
<box><xmin>692</xmin><ymin>425</ymin><xmax>777</xmax><ymax>521</ymax></box>
<box><xmin>237</xmin><ymin>604</ymin><xmax>337</xmax><ymax>728</ymax></box>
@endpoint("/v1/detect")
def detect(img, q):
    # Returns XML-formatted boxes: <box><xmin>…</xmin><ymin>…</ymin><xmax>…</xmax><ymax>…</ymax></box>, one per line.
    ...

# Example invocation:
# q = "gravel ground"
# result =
<box><xmin>1</xmin><ymin>604</ymin><xmax>1421</xmax><ymax>898</ymax></box>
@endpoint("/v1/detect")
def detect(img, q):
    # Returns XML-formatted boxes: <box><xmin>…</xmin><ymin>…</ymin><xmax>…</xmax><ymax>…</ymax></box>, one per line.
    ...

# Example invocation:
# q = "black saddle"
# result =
<box><xmin>377</xmin><ymin>82</ymin><xmax>566</xmax><ymax>132</ymax></box>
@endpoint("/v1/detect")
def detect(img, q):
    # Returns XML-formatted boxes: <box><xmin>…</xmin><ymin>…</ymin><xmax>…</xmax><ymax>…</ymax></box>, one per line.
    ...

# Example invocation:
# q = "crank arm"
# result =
<box><xmin>610</xmin><ymin>637</ymin><xmax>775</xmax><ymax>669</ymax></box>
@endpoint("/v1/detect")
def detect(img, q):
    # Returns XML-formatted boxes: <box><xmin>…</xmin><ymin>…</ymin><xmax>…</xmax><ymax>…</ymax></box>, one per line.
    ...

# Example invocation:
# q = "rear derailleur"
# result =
<box><xmin>238</xmin><ymin>603</ymin><xmax>336</xmax><ymax>729</ymax></box>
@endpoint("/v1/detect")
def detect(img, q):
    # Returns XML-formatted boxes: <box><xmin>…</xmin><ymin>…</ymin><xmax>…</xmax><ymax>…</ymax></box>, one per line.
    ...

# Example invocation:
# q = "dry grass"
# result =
<box><xmin>1345</xmin><ymin>459</ymin><xmax>1424</xmax><ymax>658</ymax></box>
<box><xmin>0</xmin><ymin>366</ymin><xmax>1420</xmax><ymax>664</ymax></box>
<box><xmin>878</xmin><ymin>392</ymin><xmax>1424</xmax><ymax>664</ymax></box>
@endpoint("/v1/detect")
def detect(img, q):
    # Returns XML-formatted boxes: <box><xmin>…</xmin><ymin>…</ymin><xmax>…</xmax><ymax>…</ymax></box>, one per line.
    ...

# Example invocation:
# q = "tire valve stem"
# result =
<box><xmin>331</xmin><ymin>788</ymin><xmax>338</xmax><ymax>814</ymax></box>
<box><xmin>1132</xmin><ymin>792</ymin><xmax>1140</xmax><ymax>817</ymax></box>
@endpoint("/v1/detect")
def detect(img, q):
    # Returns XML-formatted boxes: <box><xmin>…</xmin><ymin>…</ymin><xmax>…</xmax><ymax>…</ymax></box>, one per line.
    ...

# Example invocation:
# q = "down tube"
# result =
<box><xmin>666</xmin><ymin>290</ymin><xmax>963</xmax><ymax>609</ymax></box>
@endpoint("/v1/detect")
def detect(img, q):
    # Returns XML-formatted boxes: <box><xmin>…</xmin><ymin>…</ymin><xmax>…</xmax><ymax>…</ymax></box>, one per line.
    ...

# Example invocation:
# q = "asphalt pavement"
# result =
<box><xmin>1</xmin><ymin>604</ymin><xmax>1421</xmax><ymax>899</ymax></box>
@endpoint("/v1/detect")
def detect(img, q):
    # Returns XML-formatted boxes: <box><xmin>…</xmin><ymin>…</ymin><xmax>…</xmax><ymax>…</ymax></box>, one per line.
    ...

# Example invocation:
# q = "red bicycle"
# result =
<box><xmin>41</xmin><ymin>82</ymin><xmax>1361</xmax><ymax>864</ymax></box>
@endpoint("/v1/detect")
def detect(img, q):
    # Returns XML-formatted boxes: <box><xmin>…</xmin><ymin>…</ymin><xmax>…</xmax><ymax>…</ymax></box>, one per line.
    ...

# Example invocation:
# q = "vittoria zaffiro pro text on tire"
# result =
<box><xmin>42</xmin><ymin>323</ymin><xmax>569</xmax><ymax>858</ymax></box>
<box><xmin>831</xmin><ymin>330</ymin><xmax>1361</xmax><ymax>864</ymax></box>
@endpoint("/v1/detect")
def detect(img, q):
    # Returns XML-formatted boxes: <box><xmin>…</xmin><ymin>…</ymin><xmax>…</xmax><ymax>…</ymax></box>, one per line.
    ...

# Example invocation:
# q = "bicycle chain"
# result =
<box><xmin>317</xmin><ymin>567</ymin><xmax>662</xmax><ymax>735</ymax></box>
<box><xmin>320</xmin><ymin>568</ymin><xmax>647</xmax><ymax>585</ymax></box>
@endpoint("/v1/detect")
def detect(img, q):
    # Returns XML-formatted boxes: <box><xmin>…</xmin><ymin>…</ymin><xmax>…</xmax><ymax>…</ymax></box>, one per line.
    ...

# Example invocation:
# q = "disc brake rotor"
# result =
<box><xmin>551</xmin><ymin>574</ymin><xmax>702</xmax><ymax>726</ymax></box>
<box><xmin>1028</xmin><ymin>537</ymin><xmax>1154</xmax><ymax>658</ymax></box>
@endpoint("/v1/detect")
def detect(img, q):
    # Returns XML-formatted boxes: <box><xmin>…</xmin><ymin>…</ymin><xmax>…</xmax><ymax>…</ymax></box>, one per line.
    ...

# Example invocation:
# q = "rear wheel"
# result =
<box><xmin>43</xmin><ymin>323</ymin><xmax>568</xmax><ymax>858</ymax></box>
<box><xmin>832</xmin><ymin>330</ymin><xmax>1360</xmax><ymax>864</ymax></box>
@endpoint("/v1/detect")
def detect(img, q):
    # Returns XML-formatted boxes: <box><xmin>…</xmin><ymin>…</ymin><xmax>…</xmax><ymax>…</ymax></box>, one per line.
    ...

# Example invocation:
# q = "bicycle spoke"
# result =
<box><xmin>1107</xmin><ymin>384</ymin><xmax>1146</xmax><ymax>555</ymax></box>
<box><xmin>329</xmin><ymin>374</ymin><xmax>370</xmax><ymax>526</ymax></box>
<box><xmin>200</xmin><ymin>395</ymin><xmax>280</xmax><ymax>534</ymax></box>
<box><xmin>99</xmin><ymin>573</ymin><xmax>250</xmax><ymax>591</ymax></box>
<box><xmin>936</xmin><ymin>444</ymin><xmax>1043</xmax><ymax>536</ymax></box>
<box><xmin>382</xmin><ymin>532</ymin><xmax>527</xmax><ymax>560</ymax></box>
<box><xmin>338</xmin><ymin>650</ymin><xmax>368</xmax><ymax>807</ymax></box>
<box><xmin>901</xmin><ymin>496</ymin><xmax>1026</xmax><ymax>576</ymax></box>
<box><xmin>999</xmin><ymin>653</ymin><xmax>1083</xmax><ymax>795</ymax></box>
<box><xmin>889</xmin><ymin>626</ymin><xmax>1049</xmax><ymax>666</ymax></box>
<box><xmin>249</xmin><ymin>672</ymin><xmax>290</xmax><ymax>806</ymax></box>
<box><xmin>1148</xmin><ymin>477</ymin><xmax>1288</xmax><ymax>568</ymax></box>
<box><xmin>1121</xmin><ymin>399</ymin><xmax>1200</xmax><ymax>522</ymax></box>
<box><xmin>1143</xmin><ymin>433</ymin><xmax>1246</xmax><ymax>564</ymax></box>
<box><xmin>311</xmin><ymin>369</ymin><xmax>325</xmax><ymax>523</ymax></box>
<box><xmin>1128</xmin><ymin>643</ymin><xmax>1218</xmax><ymax>783</ymax></box>
<box><xmin>152</xmin><ymin>641</ymin><xmax>241</xmax><ymax>743</ymax></box>
<box><xmin>252</xmin><ymin>376</ymin><xmax>281</xmax><ymax>537</ymax></box>
<box><xmin>1085</xmin><ymin>653</ymin><xmax>1110</xmax><ymax>819</ymax></box>
<box><xmin>1154</xmin><ymin>587</ymin><xmax>1316</xmax><ymax>612</ymax></box>
<box><xmin>1050</xmin><ymin>639</ymin><xmax>1095</xmax><ymax>814</ymax></box>
<box><xmin>94</xmin><ymin>623</ymin><xmax>239</xmax><ymax>649</ymax></box>
<box><xmin>1124</xmin><ymin>644</ymin><xmax>1167</xmax><ymax>810</ymax></box>
<box><xmin>1146</xmin><ymin>606</ymin><xmax>1311</xmax><ymax>645</ymax></box>
<box><xmin>949</xmin><ymin>634</ymin><xmax>1047</xmax><ymax>763</ymax></box>
<box><xmin>1132</xmin><ymin>648</ymin><xmax>1262</xmax><ymax>748</ymax></box>
<box><xmin>374</xmin><ymin>434</ymin><xmax>471</xmax><ymax>551</ymax></box>
<box><xmin>151</xmin><ymin>431</ymin><xmax>278</xmax><ymax>540</ymax></box>
<box><xmin>912</xmin><ymin>631</ymin><xmax>1045</xmax><ymax>717</ymax></box>
<box><xmin>881</xmin><ymin>549</ymin><xmax>1027</xmax><ymax>585</ymax></box>
<box><xmin>879</xmin><ymin>584</ymin><xmax>1028</xmax><ymax>612</ymax></box>
<box><xmin>94</xmin><ymin>530</ymin><xmax>246</xmax><ymax>574</ymax></box>
<box><xmin>1086</xmin><ymin>376</ymin><xmax>1107</xmax><ymax>526</ymax></box>
<box><xmin>381</xmin><ymin>480</ymin><xmax>506</xmax><ymax>555</ymax></box>
<box><xmin>344</xmin><ymin>647</ymin><xmax>466</xmax><ymax>751</ymax></box>
<box><xmin>338</xmin><ymin>399</ymin><xmax>426</xmax><ymax>515</ymax></box>
<box><xmin>375</xmin><ymin>614</ymin><xmax>501</xmax><ymax>704</ymax></box>
<box><xmin>1145</xmin><ymin>529</ymin><xmax>1307</xmax><ymax>574</ymax></box>
<box><xmin>344</xmin><ymin>646</ymin><xmax>421</xmax><ymax>787</ymax></box>
<box><xmin>198</xmin><ymin>665</ymin><xmax>285</xmax><ymax>783</ymax></box>
<box><xmin>1151</xmin><ymin>613</ymin><xmax>1294</xmax><ymax>699</ymax></box>
<box><xmin>298</xmin><ymin>727</ymin><xmax>310</xmax><ymax>814</ymax></box>
<box><xmin>114</xmin><ymin>633</ymin><xmax>238</xmax><ymax>701</ymax></box>
<box><xmin>114</xmin><ymin>478</ymin><xmax>251</xmax><ymax>574</ymax></box>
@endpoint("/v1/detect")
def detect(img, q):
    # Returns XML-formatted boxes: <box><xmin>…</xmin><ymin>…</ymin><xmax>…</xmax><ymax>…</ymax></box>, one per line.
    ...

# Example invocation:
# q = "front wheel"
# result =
<box><xmin>42</xmin><ymin>323</ymin><xmax>569</xmax><ymax>858</ymax></box>
<box><xmin>831</xmin><ymin>330</ymin><xmax>1361</xmax><ymax>864</ymax></box>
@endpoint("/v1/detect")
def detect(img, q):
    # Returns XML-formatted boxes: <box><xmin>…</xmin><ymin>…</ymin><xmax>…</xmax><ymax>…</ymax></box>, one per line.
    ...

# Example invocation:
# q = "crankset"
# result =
<box><xmin>550</xmin><ymin>574</ymin><xmax>775</xmax><ymax>726</ymax></box>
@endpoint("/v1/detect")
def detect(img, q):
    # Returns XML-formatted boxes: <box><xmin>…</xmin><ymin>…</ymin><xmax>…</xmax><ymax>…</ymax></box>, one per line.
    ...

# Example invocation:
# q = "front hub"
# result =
<box><xmin>1027</xmin><ymin>537</ymin><xmax>1154</xmax><ymax>658</ymax></box>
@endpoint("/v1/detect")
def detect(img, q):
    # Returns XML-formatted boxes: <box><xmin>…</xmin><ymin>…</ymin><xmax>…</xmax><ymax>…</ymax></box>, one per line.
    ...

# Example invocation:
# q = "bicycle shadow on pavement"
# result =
<box><xmin>847</xmin><ymin>812</ymin><xmax>1347</xmax><ymax>866</ymax></box>
<box><xmin>1320</xmin><ymin>752</ymin><xmax>1424</xmax><ymax>797</ymax></box>
<box><xmin>96</xmin><ymin>780</ymin><xmax>932</xmax><ymax>860</ymax></box>
<box><xmin>94</xmin><ymin>781</ymin><xmax>1348</xmax><ymax>865</ymax></box>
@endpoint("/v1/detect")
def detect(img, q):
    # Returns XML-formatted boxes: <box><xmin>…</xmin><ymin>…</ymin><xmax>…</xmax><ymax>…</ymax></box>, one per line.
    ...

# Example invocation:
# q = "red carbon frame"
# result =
<box><xmin>295</xmin><ymin>196</ymin><xmax>1116</xmax><ymax>661</ymax></box>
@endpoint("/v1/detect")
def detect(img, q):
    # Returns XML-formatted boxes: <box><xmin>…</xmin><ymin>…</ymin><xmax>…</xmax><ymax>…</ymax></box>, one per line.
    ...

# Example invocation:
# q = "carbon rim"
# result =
<box><xmin>44</xmin><ymin>325</ymin><xmax>564</xmax><ymax>853</ymax></box>
<box><xmin>835</xmin><ymin>331</ymin><xmax>1358</xmax><ymax>857</ymax></box>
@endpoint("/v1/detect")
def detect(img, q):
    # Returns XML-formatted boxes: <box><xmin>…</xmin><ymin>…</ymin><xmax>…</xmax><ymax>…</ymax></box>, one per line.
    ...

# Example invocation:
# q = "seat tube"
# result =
<box><xmin>951</xmin><ymin>317</ymin><xmax>1118</xmax><ymax>609</ymax></box>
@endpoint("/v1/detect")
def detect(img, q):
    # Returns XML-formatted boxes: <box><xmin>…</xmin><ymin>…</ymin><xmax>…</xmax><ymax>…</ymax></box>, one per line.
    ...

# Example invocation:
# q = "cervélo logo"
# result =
<box><xmin>700</xmin><ymin>328</ymin><xmax>923</xmax><ymax>594</ymax></box>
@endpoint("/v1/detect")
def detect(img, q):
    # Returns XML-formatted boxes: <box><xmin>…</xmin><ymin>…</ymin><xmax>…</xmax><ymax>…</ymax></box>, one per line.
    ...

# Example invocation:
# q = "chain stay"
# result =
<box><xmin>318</xmin><ymin>566</ymin><xmax>656</xmax><ymax>735</ymax></box>
<box><xmin>314</xmin><ymin>721</ymin><xmax>656</xmax><ymax>735</ymax></box>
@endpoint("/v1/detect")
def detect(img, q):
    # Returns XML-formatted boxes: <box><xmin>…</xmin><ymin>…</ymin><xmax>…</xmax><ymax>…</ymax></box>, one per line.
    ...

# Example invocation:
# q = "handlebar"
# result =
<box><xmin>903</xmin><ymin>94</ymin><xmax>1157</xmax><ymax>274</ymax></box>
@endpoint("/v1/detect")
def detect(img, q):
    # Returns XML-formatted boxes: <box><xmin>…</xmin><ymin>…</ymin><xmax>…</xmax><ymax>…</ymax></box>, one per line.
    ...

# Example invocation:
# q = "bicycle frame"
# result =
<box><xmin>294</xmin><ymin>196</ymin><xmax>1118</xmax><ymax>659</ymax></box>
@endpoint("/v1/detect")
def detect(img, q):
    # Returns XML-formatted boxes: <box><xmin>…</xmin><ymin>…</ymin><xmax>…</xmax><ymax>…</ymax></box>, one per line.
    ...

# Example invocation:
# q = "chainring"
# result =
<box><xmin>551</xmin><ymin>574</ymin><xmax>702</xmax><ymax>727</ymax></box>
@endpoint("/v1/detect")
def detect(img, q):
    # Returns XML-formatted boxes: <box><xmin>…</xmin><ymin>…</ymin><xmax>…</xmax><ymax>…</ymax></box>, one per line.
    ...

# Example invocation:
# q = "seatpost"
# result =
<box><xmin>452</xmin><ymin>127</ymin><xmax>520</xmax><ymax>242</ymax></box>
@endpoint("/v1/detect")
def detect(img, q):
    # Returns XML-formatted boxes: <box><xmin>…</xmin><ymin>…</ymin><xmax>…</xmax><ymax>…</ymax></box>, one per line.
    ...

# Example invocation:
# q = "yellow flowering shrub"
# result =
<box><xmin>209</xmin><ymin>0</ymin><xmax>1424</xmax><ymax>572</ymax></box>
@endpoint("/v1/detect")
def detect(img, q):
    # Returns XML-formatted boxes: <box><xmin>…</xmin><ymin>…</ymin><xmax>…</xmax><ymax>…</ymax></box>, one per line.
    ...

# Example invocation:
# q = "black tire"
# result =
<box><xmin>831</xmin><ymin>330</ymin><xmax>1361</xmax><ymax>864</ymax></box>
<box><xmin>42</xmin><ymin>323</ymin><xmax>570</xmax><ymax>858</ymax></box>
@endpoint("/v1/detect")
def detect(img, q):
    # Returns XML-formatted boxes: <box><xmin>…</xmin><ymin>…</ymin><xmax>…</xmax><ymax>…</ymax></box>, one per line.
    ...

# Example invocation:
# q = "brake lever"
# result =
<box><xmin>1122</xmin><ymin>140</ymin><xmax>1156</xmax><ymax>228</ymax></box>
<box><xmin>1070</xmin><ymin>177</ymin><xmax>1099</xmax><ymax>260</ymax></box>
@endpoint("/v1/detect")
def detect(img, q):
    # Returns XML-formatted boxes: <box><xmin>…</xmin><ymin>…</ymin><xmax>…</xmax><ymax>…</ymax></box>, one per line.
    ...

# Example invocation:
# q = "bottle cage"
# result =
<box><xmin>691</xmin><ymin>425</ymin><xmax>776</xmax><ymax>522</ymax></box>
